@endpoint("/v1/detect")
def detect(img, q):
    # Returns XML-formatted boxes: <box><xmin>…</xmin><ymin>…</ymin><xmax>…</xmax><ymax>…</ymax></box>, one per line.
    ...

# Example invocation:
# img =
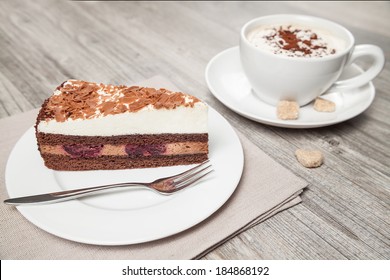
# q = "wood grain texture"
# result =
<box><xmin>0</xmin><ymin>1</ymin><xmax>389</xmax><ymax>259</ymax></box>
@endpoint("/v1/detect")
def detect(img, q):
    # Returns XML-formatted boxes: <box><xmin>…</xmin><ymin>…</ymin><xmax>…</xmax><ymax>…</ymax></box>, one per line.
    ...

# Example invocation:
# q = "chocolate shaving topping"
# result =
<box><xmin>42</xmin><ymin>80</ymin><xmax>202</xmax><ymax>122</ymax></box>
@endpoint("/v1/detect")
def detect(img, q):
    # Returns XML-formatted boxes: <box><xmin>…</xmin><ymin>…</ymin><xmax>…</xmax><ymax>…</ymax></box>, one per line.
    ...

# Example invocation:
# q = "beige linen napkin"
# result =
<box><xmin>0</xmin><ymin>76</ymin><xmax>307</xmax><ymax>259</ymax></box>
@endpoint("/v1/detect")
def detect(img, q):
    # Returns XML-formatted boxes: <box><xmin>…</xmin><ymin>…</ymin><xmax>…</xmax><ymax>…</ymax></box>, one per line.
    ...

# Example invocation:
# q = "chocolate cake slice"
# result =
<box><xmin>35</xmin><ymin>80</ymin><xmax>208</xmax><ymax>171</ymax></box>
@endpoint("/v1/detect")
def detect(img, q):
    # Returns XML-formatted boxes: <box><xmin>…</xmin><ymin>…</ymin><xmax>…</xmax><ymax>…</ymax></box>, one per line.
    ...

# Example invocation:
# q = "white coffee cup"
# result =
<box><xmin>240</xmin><ymin>14</ymin><xmax>385</xmax><ymax>106</ymax></box>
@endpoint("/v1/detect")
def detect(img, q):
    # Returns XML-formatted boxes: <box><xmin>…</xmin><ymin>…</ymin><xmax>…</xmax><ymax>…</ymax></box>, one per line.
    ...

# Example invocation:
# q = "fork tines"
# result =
<box><xmin>173</xmin><ymin>160</ymin><xmax>213</xmax><ymax>190</ymax></box>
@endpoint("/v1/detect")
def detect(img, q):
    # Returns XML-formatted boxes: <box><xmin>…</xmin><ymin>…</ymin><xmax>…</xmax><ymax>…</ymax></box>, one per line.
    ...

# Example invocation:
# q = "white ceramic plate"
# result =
<box><xmin>206</xmin><ymin>47</ymin><xmax>375</xmax><ymax>128</ymax></box>
<box><xmin>5</xmin><ymin>107</ymin><xmax>244</xmax><ymax>245</ymax></box>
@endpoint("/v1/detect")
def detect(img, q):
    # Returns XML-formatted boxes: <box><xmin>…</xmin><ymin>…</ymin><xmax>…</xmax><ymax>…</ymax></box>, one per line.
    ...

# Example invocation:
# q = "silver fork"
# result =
<box><xmin>4</xmin><ymin>160</ymin><xmax>213</xmax><ymax>206</ymax></box>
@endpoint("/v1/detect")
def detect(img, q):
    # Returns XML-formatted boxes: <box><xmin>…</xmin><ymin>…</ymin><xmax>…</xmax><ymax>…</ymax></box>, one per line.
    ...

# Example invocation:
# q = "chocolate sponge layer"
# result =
<box><xmin>36</xmin><ymin>132</ymin><xmax>208</xmax><ymax>145</ymax></box>
<box><xmin>41</xmin><ymin>154</ymin><xmax>208</xmax><ymax>171</ymax></box>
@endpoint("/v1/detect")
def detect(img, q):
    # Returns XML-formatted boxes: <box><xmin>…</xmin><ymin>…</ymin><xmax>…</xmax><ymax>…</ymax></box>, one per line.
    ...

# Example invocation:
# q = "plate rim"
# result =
<box><xmin>5</xmin><ymin>107</ymin><xmax>244</xmax><ymax>245</ymax></box>
<box><xmin>205</xmin><ymin>46</ymin><xmax>376</xmax><ymax>129</ymax></box>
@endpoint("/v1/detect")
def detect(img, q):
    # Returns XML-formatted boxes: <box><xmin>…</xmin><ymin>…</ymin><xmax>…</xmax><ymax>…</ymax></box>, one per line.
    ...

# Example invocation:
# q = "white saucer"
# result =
<box><xmin>205</xmin><ymin>47</ymin><xmax>375</xmax><ymax>128</ymax></box>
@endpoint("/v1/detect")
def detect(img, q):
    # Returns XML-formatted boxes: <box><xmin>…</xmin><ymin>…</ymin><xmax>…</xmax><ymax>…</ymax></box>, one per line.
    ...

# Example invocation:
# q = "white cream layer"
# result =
<box><xmin>37</xmin><ymin>103</ymin><xmax>208</xmax><ymax>136</ymax></box>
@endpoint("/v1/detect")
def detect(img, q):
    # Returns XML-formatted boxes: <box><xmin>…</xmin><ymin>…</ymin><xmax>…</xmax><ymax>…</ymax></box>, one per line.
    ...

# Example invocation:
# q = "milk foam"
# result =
<box><xmin>247</xmin><ymin>24</ymin><xmax>346</xmax><ymax>58</ymax></box>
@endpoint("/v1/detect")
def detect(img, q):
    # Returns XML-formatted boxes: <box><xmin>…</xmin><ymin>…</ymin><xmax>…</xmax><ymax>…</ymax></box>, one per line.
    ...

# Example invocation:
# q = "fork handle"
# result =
<box><xmin>3</xmin><ymin>183</ymin><xmax>144</xmax><ymax>206</ymax></box>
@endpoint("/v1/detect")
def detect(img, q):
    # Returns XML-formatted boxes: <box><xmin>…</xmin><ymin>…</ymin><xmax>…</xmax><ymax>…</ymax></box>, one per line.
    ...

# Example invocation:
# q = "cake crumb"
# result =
<box><xmin>313</xmin><ymin>97</ymin><xmax>336</xmax><ymax>112</ymax></box>
<box><xmin>295</xmin><ymin>149</ymin><xmax>324</xmax><ymax>168</ymax></box>
<box><xmin>277</xmin><ymin>100</ymin><xmax>299</xmax><ymax>120</ymax></box>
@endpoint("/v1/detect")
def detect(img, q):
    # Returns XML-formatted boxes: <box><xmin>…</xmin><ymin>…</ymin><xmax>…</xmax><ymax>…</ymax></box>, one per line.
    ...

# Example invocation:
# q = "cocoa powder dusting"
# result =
<box><xmin>262</xmin><ymin>25</ymin><xmax>336</xmax><ymax>57</ymax></box>
<box><xmin>278</xmin><ymin>28</ymin><xmax>325</xmax><ymax>54</ymax></box>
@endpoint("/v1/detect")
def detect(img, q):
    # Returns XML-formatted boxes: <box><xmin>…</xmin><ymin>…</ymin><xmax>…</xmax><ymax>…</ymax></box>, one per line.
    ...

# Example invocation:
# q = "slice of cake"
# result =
<box><xmin>35</xmin><ymin>80</ymin><xmax>208</xmax><ymax>171</ymax></box>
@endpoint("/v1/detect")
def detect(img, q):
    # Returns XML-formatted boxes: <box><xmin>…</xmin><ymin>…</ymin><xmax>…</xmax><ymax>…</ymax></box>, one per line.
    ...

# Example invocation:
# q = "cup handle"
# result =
<box><xmin>332</xmin><ymin>44</ymin><xmax>384</xmax><ymax>89</ymax></box>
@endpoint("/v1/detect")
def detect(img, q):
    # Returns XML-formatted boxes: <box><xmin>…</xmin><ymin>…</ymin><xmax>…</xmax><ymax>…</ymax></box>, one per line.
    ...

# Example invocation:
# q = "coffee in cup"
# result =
<box><xmin>239</xmin><ymin>15</ymin><xmax>385</xmax><ymax>106</ymax></box>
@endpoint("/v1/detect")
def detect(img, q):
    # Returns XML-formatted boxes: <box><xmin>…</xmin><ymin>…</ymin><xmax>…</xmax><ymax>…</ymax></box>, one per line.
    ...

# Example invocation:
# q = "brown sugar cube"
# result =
<box><xmin>277</xmin><ymin>100</ymin><xmax>299</xmax><ymax>120</ymax></box>
<box><xmin>295</xmin><ymin>149</ymin><xmax>324</xmax><ymax>168</ymax></box>
<box><xmin>313</xmin><ymin>97</ymin><xmax>336</xmax><ymax>112</ymax></box>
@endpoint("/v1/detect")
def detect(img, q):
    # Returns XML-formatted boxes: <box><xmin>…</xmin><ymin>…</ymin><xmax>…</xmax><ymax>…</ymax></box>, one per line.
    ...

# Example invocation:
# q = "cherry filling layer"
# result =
<box><xmin>63</xmin><ymin>144</ymin><xmax>103</xmax><ymax>158</ymax></box>
<box><xmin>51</xmin><ymin>142</ymin><xmax>207</xmax><ymax>158</ymax></box>
<box><xmin>125</xmin><ymin>144</ymin><xmax>166</xmax><ymax>157</ymax></box>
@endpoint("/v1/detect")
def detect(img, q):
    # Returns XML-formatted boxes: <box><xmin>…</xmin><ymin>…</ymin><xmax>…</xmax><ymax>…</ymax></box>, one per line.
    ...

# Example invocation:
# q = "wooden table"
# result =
<box><xmin>0</xmin><ymin>1</ymin><xmax>389</xmax><ymax>259</ymax></box>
